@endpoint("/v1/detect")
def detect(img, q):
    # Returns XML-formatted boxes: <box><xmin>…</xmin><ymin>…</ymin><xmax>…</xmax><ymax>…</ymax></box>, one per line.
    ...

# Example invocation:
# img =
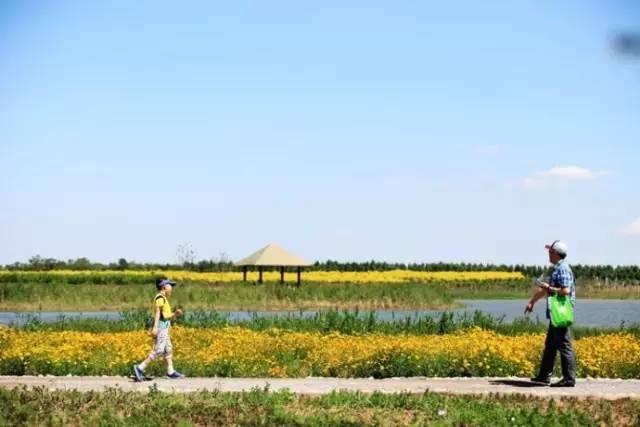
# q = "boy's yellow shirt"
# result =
<box><xmin>154</xmin><ymin>293</ymin><xmax>172</xmax><ymax>320</ymax></box>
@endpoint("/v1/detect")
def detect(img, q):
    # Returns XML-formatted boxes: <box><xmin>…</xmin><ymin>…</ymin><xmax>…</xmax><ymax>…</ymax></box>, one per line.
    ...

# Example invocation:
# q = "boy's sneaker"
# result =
<box><xmin>133</xmin><ymin>364</ymin><xmax>145</xmax><ymax>382</ymax></box>
<box><xmin>167</xmin><ymin>371</ymin><xmax>185</xmax><ymax>379</ymax></box>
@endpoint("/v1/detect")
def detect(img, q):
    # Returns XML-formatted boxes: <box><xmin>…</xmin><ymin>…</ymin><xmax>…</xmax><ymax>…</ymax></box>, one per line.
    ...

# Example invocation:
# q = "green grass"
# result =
<box><xmin>1</xmin><ymin>280</ymin><xmax>638</xmax><ymax>312</ymax></box>
<box><xmin>0</xmin><ymin>387</ymin><xmax>637</xmax><ymax>427</ymax></box>
<box><xmin>0</xmin><ymin>281</ymin><xmax>460</xmax><ymax>311</ymax></box>
<box><xmin>441</xmin><ymin>279</ymin><xmax>640</xmax><ymax>300</ymax></box>
<box><xmin>15</xmin><ymin>309</ymin><xmax>640</xmax><ymax>338</ymax></box>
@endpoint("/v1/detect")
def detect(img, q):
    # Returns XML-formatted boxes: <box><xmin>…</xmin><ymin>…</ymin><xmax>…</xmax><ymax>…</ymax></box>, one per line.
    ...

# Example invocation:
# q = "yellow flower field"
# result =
<box><xmin>0</xmin><ymin>269</ymin><xmax>524</xmax><ymax>284</ymax></box>
<box><xmin>0</xmin><ymin>326</ymin><xmax>637</xmax><ymax>378</ymax></box>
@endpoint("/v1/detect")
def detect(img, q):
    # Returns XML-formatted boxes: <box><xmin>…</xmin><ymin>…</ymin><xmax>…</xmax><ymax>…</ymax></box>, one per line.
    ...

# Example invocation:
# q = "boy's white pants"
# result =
<box><xmin>149</xmin><ymin>326</ymin><xmax>173</xmax><ymax>359</ymax></box>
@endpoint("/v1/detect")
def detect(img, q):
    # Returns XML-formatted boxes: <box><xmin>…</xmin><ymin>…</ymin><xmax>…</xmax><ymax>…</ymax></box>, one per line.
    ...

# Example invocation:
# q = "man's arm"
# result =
<box><xmin>541</xmin><ymin>283</ymin><xmax>570</xmax><ymax>296</ymax></box>
<box><xmin>542</xmin><ymin>266</ymin><xmax>572</xmax><ymax>296</ymax></box>
<box><xmin>525</xmin><ymin>285</ymin><xmax>547</xmax><ymax>314</ymax></box>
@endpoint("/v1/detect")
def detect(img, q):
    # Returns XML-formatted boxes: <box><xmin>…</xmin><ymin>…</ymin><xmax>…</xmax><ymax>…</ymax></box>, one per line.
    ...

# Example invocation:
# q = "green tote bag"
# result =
<box><xmin>549</xmin><ymin>294</ymin><xmax>574</xmax><ymax>328</ymax></box>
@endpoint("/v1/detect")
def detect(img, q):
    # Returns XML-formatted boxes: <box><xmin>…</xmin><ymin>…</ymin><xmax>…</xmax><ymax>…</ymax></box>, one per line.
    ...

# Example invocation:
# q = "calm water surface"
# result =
<box><xmin>1</xmin><ymin>299</ymin><xmax>638</xmax><ymax>327</ymax></box>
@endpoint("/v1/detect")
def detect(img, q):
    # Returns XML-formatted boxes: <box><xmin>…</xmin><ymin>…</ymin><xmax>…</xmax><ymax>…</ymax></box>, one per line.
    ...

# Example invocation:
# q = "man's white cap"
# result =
<box><xmin>545</xmin><ymin>240</ymin><xmax>568</xmax><ymax>255</ymax></box>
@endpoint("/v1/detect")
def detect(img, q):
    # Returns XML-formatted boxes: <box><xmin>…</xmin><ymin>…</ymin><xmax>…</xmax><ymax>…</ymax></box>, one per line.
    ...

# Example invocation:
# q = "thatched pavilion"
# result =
<box><xmin>235</xmin><ymin>243</ymin><xmax>312</xmax><ymax>286</ymax></box>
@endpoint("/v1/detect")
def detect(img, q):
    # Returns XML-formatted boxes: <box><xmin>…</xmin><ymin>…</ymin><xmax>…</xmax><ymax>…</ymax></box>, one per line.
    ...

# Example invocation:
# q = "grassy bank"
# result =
<box><xmin>16</xmin><ymin>309</ymin><xmax>640</xmax><ymax>338</ymax></box>
<box><xmin>1</xmin><ymin>280</ymin><xmax>638</xmax><ymax>312</ymax></box>
<box><xmin>1</xmin><ymin>387</ymin><xmax>638</xmax><ymax>427</ymax></box>
<box><xmin>0</xmin><ymin>281</ymin><xmax>457</xmax><ymax>311</ymax></box>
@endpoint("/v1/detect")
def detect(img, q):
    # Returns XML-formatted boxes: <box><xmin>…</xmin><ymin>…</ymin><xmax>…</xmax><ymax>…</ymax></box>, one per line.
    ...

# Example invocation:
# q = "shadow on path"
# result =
<box><xmin>490</xmin><ymin>380</ymin><xmax>548</xmax><ymax>388</ymax></box>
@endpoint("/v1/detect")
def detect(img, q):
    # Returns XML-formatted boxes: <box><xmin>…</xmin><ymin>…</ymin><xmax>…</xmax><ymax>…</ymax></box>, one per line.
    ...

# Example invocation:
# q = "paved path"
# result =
<box><xmin>1</xmin><ymin>376</ymin><xmax>639</xmax><ymax>399</ymax></box>
<box><xmin>0</xmin><ymin>376</ymin><xmax>640</xmax><ymax>399</ymax></box>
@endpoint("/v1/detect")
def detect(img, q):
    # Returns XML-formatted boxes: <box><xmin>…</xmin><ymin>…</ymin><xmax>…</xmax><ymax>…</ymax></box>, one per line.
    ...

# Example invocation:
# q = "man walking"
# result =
<box><xmin>525</xmin><ymin>240</ymin><xmax>576</xmax><ymax>387</ymax></box>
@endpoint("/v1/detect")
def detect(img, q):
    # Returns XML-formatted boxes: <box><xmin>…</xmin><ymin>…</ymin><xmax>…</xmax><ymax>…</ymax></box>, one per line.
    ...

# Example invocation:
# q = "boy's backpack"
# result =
<box><xmin>146</xmin><ymin>294</ymin><xmax>167</xmax><ymax>329</ymax></box>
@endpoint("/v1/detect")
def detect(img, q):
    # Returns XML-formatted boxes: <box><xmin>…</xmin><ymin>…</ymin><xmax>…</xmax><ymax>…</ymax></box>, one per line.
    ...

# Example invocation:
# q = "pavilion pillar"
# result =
<box><xmin>280</xmin><ymin>266</ymin><xmax>285</xmax><ymax>284</ymax></box>
<box><xmin>296</xmin><ymin>266</ymin><xmax>301</xmax><ymax>287</ymax></box>
<box><xmin>258</xmin><ymin>266</ymin><xmax>263</xmax><ymax>284</ymax></box>
<box><xmin>243</xmin><ymin>266</ymin><xmax>247</xmax><ymax>282</ymax></box>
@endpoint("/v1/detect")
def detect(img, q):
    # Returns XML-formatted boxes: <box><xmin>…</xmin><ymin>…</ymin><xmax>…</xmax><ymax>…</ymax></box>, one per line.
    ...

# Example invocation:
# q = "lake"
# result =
<box><xmin>1</xmin><ymin>299</ymin><xmax>639</xmax><ymax>328</ymax></box>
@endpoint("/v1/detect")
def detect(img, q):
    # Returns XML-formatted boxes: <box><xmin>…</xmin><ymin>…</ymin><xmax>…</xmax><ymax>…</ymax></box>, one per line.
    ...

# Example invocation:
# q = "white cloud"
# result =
<box><xmin>522</xmin><ymin>166</ymin><xmax>608</xmax><ymax>189</ymax></box>
<box><xmin>540</xmin><ymin>166</ymin><xmax>596</xmax><ymax>179</ymax></box>
<box><xmin>475</xmin><ymin>144</ymin><xmax>500</xmax><ymax>154</ymax></box>
<box><xmin>623</xmin><ymin>218</ymin><xmax>640</xmax><ymax>237</ymax></box>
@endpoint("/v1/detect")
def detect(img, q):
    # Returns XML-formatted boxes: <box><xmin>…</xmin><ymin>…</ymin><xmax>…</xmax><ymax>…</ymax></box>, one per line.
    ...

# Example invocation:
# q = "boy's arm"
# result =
<box><xmin>151</xmin><ymin>306</ymin><xmax>161</xmax><ymax>334</ymax></box>
<box><xmin>169</xmin><ymin>307</ymin><xmax>184</xmax><ymax>319</ymax></box>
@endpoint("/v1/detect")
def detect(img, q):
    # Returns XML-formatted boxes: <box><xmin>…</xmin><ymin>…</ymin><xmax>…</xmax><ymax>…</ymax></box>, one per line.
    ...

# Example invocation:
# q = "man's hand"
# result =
<box><xmin>524</xmin><ymin>302</ymin><xmax>534</xmax><ymax>314</ymax></box>
<box><xmin>151</xmin><ymin>327</ymin><xmax>158</xmax><ymax>337</ymax></box>
<box><xmin>174</xmin><ymin>308</ymin><xmax>184</xmax><ymax>317</ymax></box>
<box><xmin>526</xmin><ymin>283</ymin><xmax>548</xmax><ymax>314</ymax></box>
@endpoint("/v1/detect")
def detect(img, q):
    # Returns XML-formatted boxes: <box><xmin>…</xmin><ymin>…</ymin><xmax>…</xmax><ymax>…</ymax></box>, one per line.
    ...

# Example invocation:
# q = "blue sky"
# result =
<box><xmin>1</xmin><ymin>1</ymin><xmax>639</xmax><ymax>265</ymax></box>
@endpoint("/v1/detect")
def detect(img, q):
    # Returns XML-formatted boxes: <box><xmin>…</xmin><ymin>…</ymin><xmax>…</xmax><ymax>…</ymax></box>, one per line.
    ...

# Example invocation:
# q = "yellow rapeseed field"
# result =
<box><xmin>0</xmin><ymin>269</ymin><xmax>524</xmax><ymax>284</ymax></box>
<box><xmin>0</xmin><ymin>327</ymin><xmax>637</xmax><ymax>378</ymax></box>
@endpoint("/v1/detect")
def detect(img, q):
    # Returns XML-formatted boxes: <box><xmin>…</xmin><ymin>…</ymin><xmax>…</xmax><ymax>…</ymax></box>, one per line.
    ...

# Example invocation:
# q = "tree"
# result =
<box><xmin>69</xmin><ymin>258</ymin><xmax>92</xmax><ymax>270</ymax></box>
<box><xmin>176</xmin><ymin>243</ymin><xmax>196</xmax><ymax>268</ymax></box>
<box><xmin>28</xmin><ymin>255</ymin><xmax>44</xmax><ymax>270</ymax></box>
<box><xmin>216</xmin><ymin>251</ymin><xmax>232</xmax><ymax>272</ymax></box>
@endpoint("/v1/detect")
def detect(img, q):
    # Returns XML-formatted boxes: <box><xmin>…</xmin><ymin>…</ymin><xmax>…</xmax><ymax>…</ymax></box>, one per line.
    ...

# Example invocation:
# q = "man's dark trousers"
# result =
<box><xmin>538</xmin><ymin>325</ymin><xmax>576</xmax><ymax>381</ymax></box>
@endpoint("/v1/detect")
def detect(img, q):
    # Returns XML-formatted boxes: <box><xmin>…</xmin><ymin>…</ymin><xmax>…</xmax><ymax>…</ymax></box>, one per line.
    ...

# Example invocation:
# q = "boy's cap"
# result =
<box><xmin>545</xmin><ymin>240</ymin><xmax>568</xmax><ymax>255</ymax></box>
<box><xmin>157</xmin><ymin>279</ymin><xmax>177</xmax><ymax>289</ymax></box>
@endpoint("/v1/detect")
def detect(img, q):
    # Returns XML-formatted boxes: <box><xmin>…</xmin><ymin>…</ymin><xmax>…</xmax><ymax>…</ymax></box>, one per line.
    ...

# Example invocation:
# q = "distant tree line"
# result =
<box><xmin>3</xmin><ymin>256</ymin><xmax>234</xmax><ymax>273</ymax></box>
<box><xmin>2</xmin><ymin>256</ymin><xmax>640</xmax><ymax>281</ymax></box>
<box><xmin>311</xmin><ymin>261</ymin><xmax>640</xmax><ymax>281</ymax></box>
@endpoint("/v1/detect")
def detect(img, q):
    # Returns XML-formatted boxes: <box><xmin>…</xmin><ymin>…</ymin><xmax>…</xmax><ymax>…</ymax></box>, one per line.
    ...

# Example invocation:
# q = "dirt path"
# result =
<box><xmin>1</xmin><ymin>376</ymin><xmax>639</xmax><ymax>399</ymax></box>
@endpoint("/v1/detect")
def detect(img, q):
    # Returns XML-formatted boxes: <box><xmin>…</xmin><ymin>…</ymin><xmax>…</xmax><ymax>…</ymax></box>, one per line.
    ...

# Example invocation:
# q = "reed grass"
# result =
<box><xmin>1</xmin><ymin>387</ymin><xmax>636</xmax><ymax>426</ymax></box>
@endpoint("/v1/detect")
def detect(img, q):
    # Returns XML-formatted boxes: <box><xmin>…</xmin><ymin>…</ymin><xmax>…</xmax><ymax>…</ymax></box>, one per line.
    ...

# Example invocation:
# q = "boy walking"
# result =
<box><xmin>133</xmin><ymin>278</ymin><xmax>185</xmax><ymax>380</ymax></box>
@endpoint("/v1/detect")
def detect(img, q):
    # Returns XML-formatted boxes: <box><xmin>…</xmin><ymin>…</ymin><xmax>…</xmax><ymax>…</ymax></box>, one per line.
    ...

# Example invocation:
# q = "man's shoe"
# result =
<box><xmin>133</xmin><ymin>364</ymin><xmax>144</xmax><ymax>382</ymax></box>
<box><xmin>167</xmin><ymin>371</ymin><xmax>185</xmax><ymax>379</ymax></box>
<box><xmin>530</xmin><ymin>376</ymin><xmax>551</xmax><ymax>385</ymax></box>
<box><xmin>550</xmin><ymin>379</ymin><xmax>575</xmax><ymax>387</ymax></box>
